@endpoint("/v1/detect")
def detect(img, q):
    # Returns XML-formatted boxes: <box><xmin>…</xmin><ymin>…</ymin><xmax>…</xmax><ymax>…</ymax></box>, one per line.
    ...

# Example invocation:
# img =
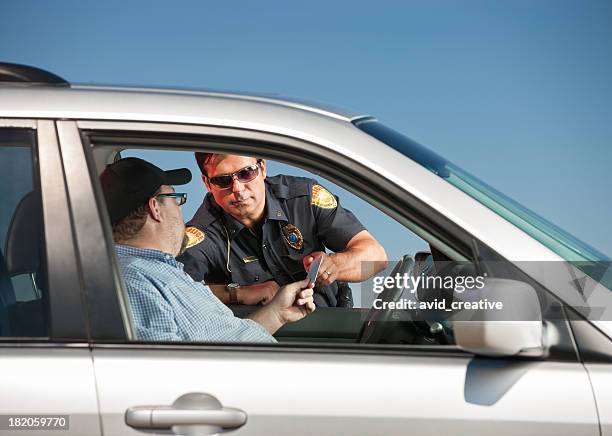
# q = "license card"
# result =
<box><xmin>307</xmin><ymin>256</ymin><xmax>323</xmax><ymax>285</ymax></box>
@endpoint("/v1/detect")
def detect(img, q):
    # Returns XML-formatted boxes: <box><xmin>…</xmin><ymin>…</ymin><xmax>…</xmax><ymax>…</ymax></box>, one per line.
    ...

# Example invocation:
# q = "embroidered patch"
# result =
<box><xmin>311</xmin><ymin>184</ymin><xmax>337</xmax><ymax>209</ymax></box>
<box><xmin>185</xmin><ymin>226</ymin><xmax>205</xmax><ymax>249</ymax></box>
<box><xmin>282</xmin><ymin>223</ymin><xmax>304</xmax><ymax>250</ymax></box>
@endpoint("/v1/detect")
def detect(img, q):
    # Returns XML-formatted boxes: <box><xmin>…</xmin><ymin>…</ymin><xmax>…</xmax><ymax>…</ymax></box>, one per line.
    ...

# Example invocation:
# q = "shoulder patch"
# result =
<box><xmin>185</xmin><ymin>226</ymin><xmax>205</xmax><ymax>249</ymax></box>
<box><xmin>311</xmin><ymin>185</ymin><xmax>337</xmax><ymax>209</ymax></box>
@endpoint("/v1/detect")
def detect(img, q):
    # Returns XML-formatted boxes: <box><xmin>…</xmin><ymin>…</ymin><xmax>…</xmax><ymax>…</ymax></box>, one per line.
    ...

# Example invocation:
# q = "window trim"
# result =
<box><xmin>76</xmin><ymin>120</ymin><xmax>579</xmax><ymax>361</ymax></box>
<box><xmin>79</xmin><ymin>120</ymin><xmax>478</xmax><ymax>259</ymax></box>
<box><xmin>38</xmin><ymin>121</ymin><xmax>89</xmax><ymax>340</ymax></box>
<box><xmin>0</xmin><ymin>121</ymin><xmax>88</xmax><ymax>342</ymax></box>
<box><xmin>56</xmin><ymin>121</ymin><xmax>131</xmax><ymax>341</ymax></box>
<box><xmin>0</xmin><ymin>119</ymin><xmax>37</xmax><ymax>129</ymax></box>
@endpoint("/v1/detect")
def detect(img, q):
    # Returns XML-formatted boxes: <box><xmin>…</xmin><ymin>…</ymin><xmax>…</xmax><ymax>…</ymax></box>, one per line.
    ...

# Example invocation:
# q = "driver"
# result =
<box><xmin>100</xmin><ymin>157</ymin><xmax>315</xmax><ymax>342</ymax></box>
<box><xmin>177</xmin><ymin>153</ymin><xmax>388</xmax><ymax>307</ymax></box>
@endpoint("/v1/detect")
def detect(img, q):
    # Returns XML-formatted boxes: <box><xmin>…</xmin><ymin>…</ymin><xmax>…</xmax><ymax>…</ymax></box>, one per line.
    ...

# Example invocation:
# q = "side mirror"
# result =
<box><xmin>453</xmin><ymin>278</ymin><xmax>547</xmax><ymax>357</ymax></box>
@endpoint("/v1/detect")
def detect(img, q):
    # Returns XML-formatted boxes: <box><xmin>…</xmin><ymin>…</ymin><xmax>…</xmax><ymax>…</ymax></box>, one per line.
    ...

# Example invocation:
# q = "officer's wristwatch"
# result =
<box><xmin>226</xmin><ymin>283</ymin><xmax>240</xmax><ymax>304</ymax></box>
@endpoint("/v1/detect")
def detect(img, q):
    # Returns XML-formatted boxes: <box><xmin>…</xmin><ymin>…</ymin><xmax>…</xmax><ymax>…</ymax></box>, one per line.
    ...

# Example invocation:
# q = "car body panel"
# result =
<box><xmin>72</xmin><ymin>84</ymin><xmax>364</xmax><ymax>121</ymax></box>
<box><xmin>92</xmin><ymin>347</ymin><xmax>598</xmax><ymax>435</ymax></box>
<box><xmin>0</xmin><ymin>347</ymin><xmax>101</xmax><ymax>436</ymax></box>
<box><xmin>584</xmin><ymin>363</ymin><xmax>612</xmax><ymax>436</ymax></box>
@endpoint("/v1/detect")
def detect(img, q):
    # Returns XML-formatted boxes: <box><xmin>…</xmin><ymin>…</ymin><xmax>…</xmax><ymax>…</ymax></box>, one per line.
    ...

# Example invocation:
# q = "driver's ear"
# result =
<box><xmin>148</xmin><ymin>196</ymin><xmax>163</xmax><ymax>222</ymax></box>
<box><xmin>260</xmin><ymin>159</ymin><xmax>267</xmax><ymax>179</ymax></box>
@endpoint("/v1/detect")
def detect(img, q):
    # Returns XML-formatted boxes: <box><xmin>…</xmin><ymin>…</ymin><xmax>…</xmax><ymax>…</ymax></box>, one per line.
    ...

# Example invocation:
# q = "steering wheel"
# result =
<box><xmin>358</xmin><ymin>255</ymin><xmax>415</xmax><ymax>343</ymax></box>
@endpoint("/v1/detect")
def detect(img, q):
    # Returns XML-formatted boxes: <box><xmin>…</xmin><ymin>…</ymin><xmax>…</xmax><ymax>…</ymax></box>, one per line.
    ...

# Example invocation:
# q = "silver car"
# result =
<box><xmin>0</xmin><ymin>63</ymin><xmax>611</xmax><ymax>436</ymax></box>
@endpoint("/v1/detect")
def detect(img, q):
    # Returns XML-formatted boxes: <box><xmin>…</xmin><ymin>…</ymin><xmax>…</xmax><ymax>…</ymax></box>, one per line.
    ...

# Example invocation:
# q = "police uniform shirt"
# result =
<box><xmin>177</xmin><ymin>175</ymin><xmax>366</xmax><ymax>307</ymax></box>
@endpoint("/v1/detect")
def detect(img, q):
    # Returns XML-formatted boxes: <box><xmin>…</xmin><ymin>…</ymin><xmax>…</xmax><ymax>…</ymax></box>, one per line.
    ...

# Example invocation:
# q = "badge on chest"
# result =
<box><xmin>282</xmin><ymin>223</ymin><xmax>304</xmax><ymax>250</ymax></box>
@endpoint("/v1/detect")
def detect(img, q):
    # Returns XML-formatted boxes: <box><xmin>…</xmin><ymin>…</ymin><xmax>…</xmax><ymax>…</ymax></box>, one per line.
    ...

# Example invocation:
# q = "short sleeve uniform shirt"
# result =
<box><xmin>177</xmin><ymin>175</ymin><xmax>366</xmax><ymax>307</ymax></box>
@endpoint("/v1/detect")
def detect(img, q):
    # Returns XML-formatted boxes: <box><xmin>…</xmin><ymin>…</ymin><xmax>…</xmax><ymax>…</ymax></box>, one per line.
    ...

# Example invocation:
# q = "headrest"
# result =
<box><xmin>5</xmin><ymin>192</ymin><xmax>42</xmax><ymax>276</ymax></box>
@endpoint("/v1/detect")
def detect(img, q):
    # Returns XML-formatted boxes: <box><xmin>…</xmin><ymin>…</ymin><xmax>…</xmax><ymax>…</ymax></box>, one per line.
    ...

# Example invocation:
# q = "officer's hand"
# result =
<box><xmin>269</xmin><ymin>278</ymin><xmax>315</xmax><ymax>324</ymax></box>
<box><xmin>304</xmin><ymin>251</ymin><xmax>339</xmax><ymax>287</ymax></box>
<box><xmin>239</xmin><ymin>281</ymin><xmax>280</xmax><ymax>305</ymax></box>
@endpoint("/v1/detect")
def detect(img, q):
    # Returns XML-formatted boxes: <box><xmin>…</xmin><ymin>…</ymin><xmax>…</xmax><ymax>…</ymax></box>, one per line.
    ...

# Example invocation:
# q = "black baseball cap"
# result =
<box><xmin>100</xmin><ymin>157</ymin><xmax>192</xmax><ymax>224</ymax></box>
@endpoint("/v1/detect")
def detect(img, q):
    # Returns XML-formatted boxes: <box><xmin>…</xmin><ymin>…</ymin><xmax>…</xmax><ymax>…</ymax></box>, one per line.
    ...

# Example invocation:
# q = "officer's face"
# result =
<box><xmin>203</xmin><ymin>155</ymin><xmax>267</xmax><ymax>223</ymax></box>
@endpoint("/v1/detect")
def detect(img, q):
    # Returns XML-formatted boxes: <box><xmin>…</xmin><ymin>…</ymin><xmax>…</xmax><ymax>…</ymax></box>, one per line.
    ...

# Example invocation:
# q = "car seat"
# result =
<box><xmin>0</xmin><ymin>250</ymin><xmax>16</xmax><ymax>336</ymax></box>
<box><xmin>2</xmin><ymin>191</ymin><xmax>47</xmax><ymax>336</ymax></box>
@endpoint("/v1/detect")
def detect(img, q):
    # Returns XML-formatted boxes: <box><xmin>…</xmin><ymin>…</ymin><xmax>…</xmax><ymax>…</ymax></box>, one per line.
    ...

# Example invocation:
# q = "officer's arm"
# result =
<box><xmin>208</xmin><ymin>281</ymin><xmax>280</xmax><ymax>306</ymax></box>
<box><xmin>326</xmin><ymin>230</ymin><xmax>388</xmax><ymax>282</ymax></box>
<box><xmin>308</xmin><ymin>184</ymin><xmax>388</xmax><ymax>284</ymax></box>
<box><xmin>208</xmin><ymin>284</ymin><xmax>231</xmax><ymax>303</ymax></box>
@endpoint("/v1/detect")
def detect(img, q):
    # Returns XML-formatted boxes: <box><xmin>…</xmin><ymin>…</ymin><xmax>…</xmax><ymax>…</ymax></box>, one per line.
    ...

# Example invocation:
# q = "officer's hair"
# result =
<box><xmin>194</xmin><ymin>152</ymin><xmax>260</xmax><ymax>177</ymax></box>
<box><xmin>111</xmin><ymin>188</ymin><xmax>162</xmax><ymax>243</ymax></box>
<box><xmin>194</xmin><ymin>152</ymin><xmax>217</xmax><ymax>177</ymax></box>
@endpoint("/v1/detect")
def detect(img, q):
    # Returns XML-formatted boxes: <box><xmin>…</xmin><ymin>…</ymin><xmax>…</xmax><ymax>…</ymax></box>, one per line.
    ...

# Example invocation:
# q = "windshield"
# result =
<box><xmin>355</xmin><ymin>118</ymin><xmax>611</xmax><ymax>288</ymax></box>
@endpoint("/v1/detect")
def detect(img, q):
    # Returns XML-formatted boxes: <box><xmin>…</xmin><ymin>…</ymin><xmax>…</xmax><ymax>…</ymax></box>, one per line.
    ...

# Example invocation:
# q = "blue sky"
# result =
<box><xmin>1</xmin><ymin>0</ymin><xmax>611</xmax><ymax>257</ymax></box>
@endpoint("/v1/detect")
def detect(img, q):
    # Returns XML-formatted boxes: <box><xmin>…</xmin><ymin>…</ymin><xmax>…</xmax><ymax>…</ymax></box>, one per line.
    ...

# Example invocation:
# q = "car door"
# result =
<box><xmin>61</xmin><ymin>120</ymin><xmax>601</xmax><ymax>435</ymax></box>
<box><xmin>568</xmin><ymin>315</ymin><xmax>612</xmax><ymax>436</ymax></box>
<box><xmin>0</xmin><ymin>121</ymin><xmax>100</xmax><ymax>436</ymax></box>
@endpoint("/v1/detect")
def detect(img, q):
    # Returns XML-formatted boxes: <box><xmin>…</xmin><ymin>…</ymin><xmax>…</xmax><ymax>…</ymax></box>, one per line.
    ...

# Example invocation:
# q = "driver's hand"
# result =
<box><xmin>269</xmin><ymin>278</ymin><xmax>315</xmax><ymax>324</ymax></box>
<box><xmin>246</xmin><ymin>279</ymin><xmax>315</xmax><ymax>334</ymax></box>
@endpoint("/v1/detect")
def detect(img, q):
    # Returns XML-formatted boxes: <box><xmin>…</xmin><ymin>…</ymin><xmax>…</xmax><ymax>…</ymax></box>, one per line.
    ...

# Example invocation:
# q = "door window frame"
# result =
<box><xmin>0</xmin><ymin>120</ymin><xmax>88</xmax><ymax>344</ymax></box>
<box><xmin>71</xmin><ymin>120</ymin><xmax>579</xmax><ymax>362</ymax></box>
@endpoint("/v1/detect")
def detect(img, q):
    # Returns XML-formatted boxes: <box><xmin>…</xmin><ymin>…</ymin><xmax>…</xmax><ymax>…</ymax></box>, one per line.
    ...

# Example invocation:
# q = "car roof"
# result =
<box><xmin>0</xmin><ymin>83</ymin><xmax>367</xmax><ymax>122</ymax></box>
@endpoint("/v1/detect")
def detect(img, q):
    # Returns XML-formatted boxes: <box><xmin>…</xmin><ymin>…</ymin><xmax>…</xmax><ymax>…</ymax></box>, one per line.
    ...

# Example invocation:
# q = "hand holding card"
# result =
<box><xmin>306</xmin><ymin>255</ymin><xmax>323</xmax><ymax>286</ymax></box>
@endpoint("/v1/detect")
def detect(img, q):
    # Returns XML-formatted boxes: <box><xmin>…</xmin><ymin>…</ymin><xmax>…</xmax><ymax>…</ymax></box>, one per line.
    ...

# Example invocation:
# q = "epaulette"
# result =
<box><xmin>266</xmin><ymin>175</ymin><xmax>314</xmax><ymax>199</ymax></box>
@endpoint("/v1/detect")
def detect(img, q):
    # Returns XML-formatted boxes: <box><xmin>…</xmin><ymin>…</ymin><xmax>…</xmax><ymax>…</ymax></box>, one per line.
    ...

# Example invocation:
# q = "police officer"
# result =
<box><xmin>177</xmin><ymin>153</ymin><xmax>388</xmax><ymax>307</ymax></box>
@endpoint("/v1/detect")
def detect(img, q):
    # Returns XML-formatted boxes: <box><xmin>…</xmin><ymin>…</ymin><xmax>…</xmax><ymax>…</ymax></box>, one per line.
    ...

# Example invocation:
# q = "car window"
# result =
<box><xmin>90</xmin><ymin>141</ymin><xmax>570</xmax><ymax>353</ymax></box>
<box><xmin>99</xmin><ymin>147</ymin><xmax>459</xmax><ymax>346</ymax></box>
<box><xmin>356</xmin><ymin>119</ymin><xmax>612</xmax><ymax>291</ymax></box>
<box><xmin>0</xmin><ymin>128</ymin><xmax>48</xmax><ymax>338</ymax></box>
<box><xmin>120</xmin><ymin>149</ymin><xmax>432</xmax><ymax>299</ymax></box>
<box><xmin>120</xmin><ymin>149</ymin><xmax>430</xmax><ymax>308</ymax></box>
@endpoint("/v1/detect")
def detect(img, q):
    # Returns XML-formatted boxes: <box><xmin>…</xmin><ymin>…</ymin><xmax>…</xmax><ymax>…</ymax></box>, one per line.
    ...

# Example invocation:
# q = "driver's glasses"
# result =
<box><xmin>156</xmin><ymin>192</ymin><xmax>187</xmax><ymax>206</ymax></box>
<box><xmin>208</xmin><ymin>160</ymin><xmax>262</xmax><ymax>188</ymax></box>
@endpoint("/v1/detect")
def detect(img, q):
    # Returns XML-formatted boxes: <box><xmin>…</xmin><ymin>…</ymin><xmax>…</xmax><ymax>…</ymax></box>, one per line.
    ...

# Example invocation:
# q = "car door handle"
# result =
<box><xmin>126</xmin><ymin>392</ymin><xmax>247</xmax><ymax>434</ymax></box>
<box><xmin>126</xmin><ymin>406</ymin><xmax>247</xmax><ymax>428</ymax></box>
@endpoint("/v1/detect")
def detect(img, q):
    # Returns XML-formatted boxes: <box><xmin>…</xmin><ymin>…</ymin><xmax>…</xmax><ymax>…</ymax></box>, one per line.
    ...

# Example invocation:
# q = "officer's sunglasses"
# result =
<box><xmin>208</xmin><ymin>160</ymin><xmax>262</xmax><ymax>189</ymax></box>
<box><xmin>156</xmin><ymin>192</ymin><xmax>187</xmax><ymax>206</ymax></box>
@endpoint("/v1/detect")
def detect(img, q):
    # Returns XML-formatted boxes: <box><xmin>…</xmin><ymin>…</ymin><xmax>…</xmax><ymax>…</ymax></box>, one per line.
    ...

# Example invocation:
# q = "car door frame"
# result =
<box><xmin>0</xmin><ymin>119</ymin><xmax>100</xmax><ymax>436</ymax></box>
<box><xmin>56</xmin><ymin>118</ymin><xmax>603</xmax><ymax>435</ymax></box>
<box><xmin>0</xmin><ymin>119</ymin><xmax>89</xmax><ymax>341</ymax></box>
<box><xmin>73</xmin><ymin>118</ymin><xmax>604</xmax><ymax>334</ymax></box>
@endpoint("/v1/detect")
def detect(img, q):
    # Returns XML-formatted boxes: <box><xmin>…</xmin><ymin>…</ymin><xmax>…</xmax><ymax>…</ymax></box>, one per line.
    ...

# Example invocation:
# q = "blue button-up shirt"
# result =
<box><xmin>115</xmin><ymin>244</ymin><xmax>275</xmax><ymax>343</ymax></box>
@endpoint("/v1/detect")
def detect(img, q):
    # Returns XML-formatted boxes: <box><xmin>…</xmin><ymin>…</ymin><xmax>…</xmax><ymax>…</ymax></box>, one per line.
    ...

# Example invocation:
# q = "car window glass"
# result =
<box><xmin>89</xmin><ymin>139</ymin><xmax>574</xmax><ymax>358</ymax></box>
<box><xmin>111</xmin><ymin>149</ymin><xmax>461</xmax><ymax>346</ymax></box>
<box><xmin>87</xmin><ymin>143</ymin><xmax>584</xmax><ymax>358</ymax></box>
<box><xmin>356</xmin><ymin>120</ymin><xmax>611</xmax><ymax>292</ymax></box>
<box><xmin>121</xmin><ymin>149</ymin><xmax>430</xmax><ymax>308</ymax></box>
<box><xmin>0</xmin><ymin>129</ymin><xmax>48</xmax><ymax>338</ymax></box>
<box><xmin>95</xmin><ymin>146</ymin><xmax>571</xmax><ymax>352</ymax></box>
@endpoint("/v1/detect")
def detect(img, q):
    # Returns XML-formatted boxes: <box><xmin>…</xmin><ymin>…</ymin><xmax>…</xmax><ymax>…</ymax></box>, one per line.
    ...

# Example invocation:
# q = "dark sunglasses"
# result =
<box><xmin>208</xmin><ymin>160</ymin><xmax>262</xmax><ymax>188</ymax></box>
<box><xmin>156</xmin><ymin>192</ymin><xmax>187</xmax><ymax>206</ymax></box>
